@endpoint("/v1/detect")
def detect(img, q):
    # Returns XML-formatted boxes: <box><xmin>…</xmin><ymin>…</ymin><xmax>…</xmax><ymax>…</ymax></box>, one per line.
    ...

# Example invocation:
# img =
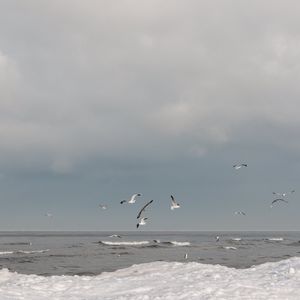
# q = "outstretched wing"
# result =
<box><xmin>137</xmin><ymin>200</ymin><xmax>154</xmax><ymax>219</ymax></box>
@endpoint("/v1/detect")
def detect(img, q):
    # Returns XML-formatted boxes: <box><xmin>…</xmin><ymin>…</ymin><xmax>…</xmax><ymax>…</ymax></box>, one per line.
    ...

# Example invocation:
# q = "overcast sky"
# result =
<box><xmin>1</xmin><ymin>1</ymin><xmax>300</xmax><ymax>231</ymax></box>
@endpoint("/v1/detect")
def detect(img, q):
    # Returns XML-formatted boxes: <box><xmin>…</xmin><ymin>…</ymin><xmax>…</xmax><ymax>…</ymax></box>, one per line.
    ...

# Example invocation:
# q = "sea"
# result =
<box><xmin>0</xmin><ymin>231</ymin><xmax>299</xmax><ymax>276</ymax></box>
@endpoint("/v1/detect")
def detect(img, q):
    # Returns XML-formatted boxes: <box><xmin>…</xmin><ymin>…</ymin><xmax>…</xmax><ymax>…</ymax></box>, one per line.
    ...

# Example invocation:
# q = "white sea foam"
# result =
<box><xmin>232</xmin><ymin>238</ymin><xmax>242</xmax><ymax>241</ymax></box>
<box><xmin>99</xmin><ymin>241</ymin><xmax>150</xmax><ymax>246</ymax></box>
<box><xmin>0</xmin><ymin>258</ymin><xmax>300</xmax><ymax>299</ymax></box>
<box><xmin>0</xmin><ymin>251</ymin><xmax>14</xmax><ymax>255</ymax></box>
<box><xmin>224</xmin><ymin>246</ymin><xmax>237</xmax><ymax>250</ymax></box>
<box><xmin>267</xmin><ymin>238</ymin><xmax>284</xmax><ymax>241</ymax></box>
<box><xmin>16</xmin><ymin>249</ymin><xmax>50</xmax><ymax>254</ymax></box>
<box><xmin>169</xmin><ymin>241</ymin><xmax>191</xmax><ymax>246</ymax></box>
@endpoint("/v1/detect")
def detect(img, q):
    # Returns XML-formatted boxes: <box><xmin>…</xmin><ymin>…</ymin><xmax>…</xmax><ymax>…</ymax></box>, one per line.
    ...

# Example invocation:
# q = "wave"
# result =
<box><xmin>224</xmin><ymin>246</ymin><xmax>237</xmax><ymax>250</ymax></box>
<box><xmin>266</xmin><ymin>238</ymin><xmax>284</xmax><ymax>241</ymax></box>
<box><xmin>16</xmin><ymin>249</ymin><xmax>50</xmax><ymax>254</ymax></box>
<box><xmin>0</xmin><ymin>249</ymin><xmax>49</xmax><ymax>255</ymax></box>
<box><xmin>99</xmin><ymin>241</ymin><xmax>150</xmax><ymax>246</ymax></box>
<box><xmin>0</xmin><ymin>257</ymin><xmax>299</xmax><ymax>299</ymax></box>
<box><xmin>231</xmin><ymin>238</ymin><xmax>242</xmax><ymax>241</ymax></box>
<box><xmin>168</xmin><ymin>241</ymin><xmax>191</xmax><ymax>246</ymax></box>
<box><xmin>0</xmin><ymin>251</ymin><xmax>14</xmax><ymax>255</ymax></box>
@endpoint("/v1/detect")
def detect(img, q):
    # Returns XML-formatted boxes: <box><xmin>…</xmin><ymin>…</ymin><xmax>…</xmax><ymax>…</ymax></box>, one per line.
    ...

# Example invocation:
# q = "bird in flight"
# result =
<box><xmin>234</xmin><ymin>211</ymin><xmax>246</xmax><ymax>216</ymax></box>
<box><xmin>136</xmin><ymin>217</ymin><xmax>148</xmax><ymax>228</ymax></box>
<box><xmin>233</xmin><ymin>164</ymin><xmax>248</xmax><ymax>170</ymax></box>
<box><xmin>45</xmin><ymin>212</ymin><xmax>53</xmax><ymax>218</ymax></box>
<box><xmin>270</xmin><ymin>198</ymin><xmax>288</xmax><ymax>208</ymax></box>
<box><xmin>170</xmin><ymin>195</ymin><xmax>180</xmax><ymax>210</ymax></box>
<box><xmin>137</xmin><ymin>200</ymin><xmax>154</xmax><ymax>219</ymax></box>
<box><xmin>99</xmin><ymin>204</ymin><xmax>107</xmax><ymax>210</ymax></box>
<box><xmin>272</xmin><ymin>190</ymin><xmax>295</xmax><ymax>197</ymax></box>
<box><xmin>120</xmin><ymin>193</ymin><xmax>142</xmax><ymax>204</ymax></box>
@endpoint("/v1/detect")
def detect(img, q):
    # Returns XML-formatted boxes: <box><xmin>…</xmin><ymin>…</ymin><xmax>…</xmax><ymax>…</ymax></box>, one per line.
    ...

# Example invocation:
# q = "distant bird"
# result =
<box><xmin>215</xmin><ymin>236</ymin><xmax>220</xmax><ymax>242</ymax></box>
<box><xmin>184</xmin><ymin>253</ymin><xmax>188</xmax><ymax>259</ymax></box>
<box><xmin>137</xmin><ymin>200</ymin><xmax>154</xmax><ymax>219</ymax></box>
<box><xmin>120</xmin><ymin>193</ymin><xmax>142</xmax><ymax>204</ymax></box>
<box><xmin>170</xmin><ymin>195</ymin><xmax>180</xmax><ymax>210</ymax></box>
<box><xmin>99</xmin><ymin>204</ymin><xmax>107</xmax><ymax>210</ymax></box>
<box><xmin>270</xmin><ymin>198</ymin><xmax>288</xmax><ymax>208</ymax></box>
<box><xmin>45</xmin><ymin>212</ymin><xmax>53</xmax><ymax>218</ymax></box>
<box><xmin>233</xmin><ymin>164</ymin><xmax>248</xmax><ymax>170</ymax></box>
<box><xmin>272</xmin><ymin>190</ymin><xmax>295</xmax><ymax>197</ymax></box>
<box><xmin>234</xmin><ymin>211</ymin><xmax>246</xmax><ymax>216</ymax></box>
<box><xmin>109</xmin><ymin>234</ymin><xmax>122</xmax><ymax>238</ymax></box>
<box><xmin>136</xmin><ymin>217</ymin><xmax>148</xmax><ymax>228</ymax></box>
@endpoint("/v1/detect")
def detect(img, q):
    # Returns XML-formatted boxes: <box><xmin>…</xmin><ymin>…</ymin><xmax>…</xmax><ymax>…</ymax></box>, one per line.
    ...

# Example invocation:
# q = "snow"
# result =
<box><xmin>0</xmin><ymin>257</ymin><xmax>300</xmax><ymax>299</ymax></box>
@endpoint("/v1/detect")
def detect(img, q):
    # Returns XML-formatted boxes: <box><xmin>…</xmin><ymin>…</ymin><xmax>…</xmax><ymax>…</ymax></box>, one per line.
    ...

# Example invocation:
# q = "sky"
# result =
<box><xmin>0</xmin><ymin>0</ymin><xmax>300</xmax><ymax>231</ymax></box>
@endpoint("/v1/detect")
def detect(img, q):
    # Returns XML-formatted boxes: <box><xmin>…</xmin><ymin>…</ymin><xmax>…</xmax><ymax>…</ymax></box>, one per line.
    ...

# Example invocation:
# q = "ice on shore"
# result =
<box><xmin>0</xmin><ymin>257</ymin><xmax>300</xmax><ymax>299</ymax></box>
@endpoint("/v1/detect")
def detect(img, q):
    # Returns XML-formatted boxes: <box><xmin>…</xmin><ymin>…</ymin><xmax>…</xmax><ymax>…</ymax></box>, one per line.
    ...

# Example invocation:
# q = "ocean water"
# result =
<box><xmin>0</xmin><ymin>231</ymin><xmax>300</xmax><ymax>276</ymax></box>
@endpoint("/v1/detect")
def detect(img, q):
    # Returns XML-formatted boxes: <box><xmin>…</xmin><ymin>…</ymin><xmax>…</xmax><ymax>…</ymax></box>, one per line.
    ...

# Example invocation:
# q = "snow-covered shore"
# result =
<box><xmin>0</xmin><ymin>257</ymin><xmax>300</xmax><ymax>299</ymax></box>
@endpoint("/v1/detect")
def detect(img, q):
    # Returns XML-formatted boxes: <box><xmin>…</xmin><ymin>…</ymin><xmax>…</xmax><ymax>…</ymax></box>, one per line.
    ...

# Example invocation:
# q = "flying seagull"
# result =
<box><xmin>45</xmin><ymin>212</ymin><xmax>53</xmax><ymax>218</ymax></box>
<box><xmin>99</xmin><ymin>204</ymin><xmax>107</xmax><ymax>210</ymax></box>
<box><xmin>233</xmin><ymin>164</ymin><xmax>248</xmax><ymax>170</ymax></box>
<box><xmin>120</xmin><ymin>193</ymin><xmax>142</xmax><ymax>204</ymax></box>
<box><xmin>136</xmin><ymin>217</ymin><xmax>148</xmax><ymax>228</ymax></box>
<box><xmin>170</xmin><ymin>195</ymin><xmax>180</xmax><ymax>210</ymax></box>
<box><xmin>270</xmin><ymin>198</ymin><xmax>288</xmax><ymax>208</ymax></box>
<box><xmin>137</xmin><ymin>200</ymin><xmax>154</xmax><ymax>219</ymax></box>
<box><xmin>234</xmin><ymin>211</ymin><xmax>246</xmax><ymax>216</ymax></box>
<box><xmin>272</xmin><ymin>190</ymin><xmax>295</xmax><ymax>197</ymax></box>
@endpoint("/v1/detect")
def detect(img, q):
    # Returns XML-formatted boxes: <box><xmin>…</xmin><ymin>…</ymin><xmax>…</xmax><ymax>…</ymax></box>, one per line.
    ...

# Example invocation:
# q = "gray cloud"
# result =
<box><xmin>1</xmin><ymin>0</ymin><xmax>300</xmax><ymax>175</ymax></box>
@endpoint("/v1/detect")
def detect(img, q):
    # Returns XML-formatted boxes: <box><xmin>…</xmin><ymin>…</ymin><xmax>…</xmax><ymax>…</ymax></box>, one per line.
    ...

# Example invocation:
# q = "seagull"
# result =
<box><xmin>136</xmin><ymin>217</ymin><xmax>148</xmax><ymax>228</ymax></box>
<box><xmin>184</xmin><ymin>253</ymin><xmax>188</xmax><ymax>259</ymax></box>
<box><xmin>120</xmin><ymin>193</ymin><xmax>142</xmax><ymax>204</ymax></box>
<box><xmin>272</xmin><ymin>190</ymin><xmax>295</xmax><ymax>197</ymax></box>
<box><xmin>45</xmin><ymin>212</ymin><xmax>53</xmax><ymax>218</ymax></box>
<box><xmin>99</xmin><ymin>204</ymin><xmax>107</xmax><ymax>210</ymax></box>
<box><xmin>137</xmin><ymin>200</ymin><xmax>154</xmax><ymax>219</ymax></box>
<box><xmin>233</xmin><ymin>163</ymin><xmax>248</xmax><ymax>170</ymax></box>
<box><xmin>215</xmin><ymin>236</ymin><xmax>220</xmax><ymax>242</ymax></box>
<box><xmin>170</xmin><ymin>195</ymin><xmax>180</xmax><ymax>210</ymax></box>
<box><xmin>270</xmin><ymin>198</ymin><xmax>288</xmax><ymax>208</ymax></box>
<box><xmin>234</xmin><ymin>211</ymin><xmax>246</xmax><ymax>216</ymax></box>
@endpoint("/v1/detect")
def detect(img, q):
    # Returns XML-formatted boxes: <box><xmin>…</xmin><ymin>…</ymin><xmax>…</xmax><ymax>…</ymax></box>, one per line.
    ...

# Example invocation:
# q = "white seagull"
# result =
<box><xmin>137</xmin><ymin>200</ymin><xmax>154</xmax><ymax>219</ymax></box>
<box><xmin>45</xmin><ymin>212</ymin><xmax>53</xmax><ymax>218</ymax></box>
<box><xmin>170</xmin><ymin>195</ymin><xmax>180</xmax><ymax>210</ymax></box>
<box><xmin>120</xmin><ymin>193</ymin><xmax>142</xmax><ymax>204</ymax></box>
<box><xmin>272</xmin><ymin>190</ymin><xmax>295</xmax><ymax>197</ymax></box>
<box><xmin>233</xmin><ymin>163</ymin><xmax>248</xmax><ymax>170</ymax></box>
<box><xmin>99</xmin><ymin>204</ymin><xmax>107</xmax><ymax>210</ymax></box>
<box><xmin>136</xmin><ymin>217</ymin><xmax>148</xmax><ymax>228</ymax></box>
<box><xmin>270</xmin><ymin>198</ymin><xmax>288</xmax><ymax>208</ymax></box>
<box><xmin>215</xmin><ymin>236</ymin><xmax>220</xmax><ymax>242</ymax></box>
<box><xmin>234</xmin><ymin>211</ymin><xmax>246</xmax><ymax>216</ymax></box>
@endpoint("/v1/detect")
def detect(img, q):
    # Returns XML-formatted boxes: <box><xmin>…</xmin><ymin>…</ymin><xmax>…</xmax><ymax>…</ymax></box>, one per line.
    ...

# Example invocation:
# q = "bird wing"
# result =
<box><xmin>137</xmin><ymin>200</ymin><xmax>154</xmax><ymax>219</ymax></box>
<box><xmin>130</xmin><ymin>193</ymin><xmax>141</xmax><ymax>203</ymax></box>
<box><xmin>170</xmin><ymin>195</ymin><xmax>177</xmax><ymax>205</ymax></box>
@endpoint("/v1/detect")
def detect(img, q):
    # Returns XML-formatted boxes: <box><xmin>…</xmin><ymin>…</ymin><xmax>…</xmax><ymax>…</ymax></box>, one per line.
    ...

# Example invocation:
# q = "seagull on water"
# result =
<box><xmin>233</xmin><ymin>163</ymin><xmax>248</xmax><ymax>170</ymax></box>
<box><xmin>120</xmin><ymin>193</ymin><xmax>142</xmax><ymax>204</ymax></box>
<box><xmin>234</xmin><ymin>211</ymin><xmax>246</xmax><ymax>216</ymax></box>
<box><xmin>136</xmin><ymin>217</ymin><xmax>148</xmax><ymax>228</ymax></box>
<box><xmin>170</xmin><ymin>195</ymin><xmax>180</xmax><ymax>210</ymax></box>
<box><xmin>137</xmin><ymin>200</ymin><xmax>154</xmax><ymax>219</ymax></box>
<box><xmin>99</xmin><ymin>204</ymin><xmax>107</xmax><ymax>210</ymax></box>
<box><xmin>270</xmin><ymin>198</ymin><xmax>288</xmax><ymax>208</ymax></box>
<box><xmin>272</xmin><ymin>190</ymin><xmax>295</xmax><ymax>197</ymax></box>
